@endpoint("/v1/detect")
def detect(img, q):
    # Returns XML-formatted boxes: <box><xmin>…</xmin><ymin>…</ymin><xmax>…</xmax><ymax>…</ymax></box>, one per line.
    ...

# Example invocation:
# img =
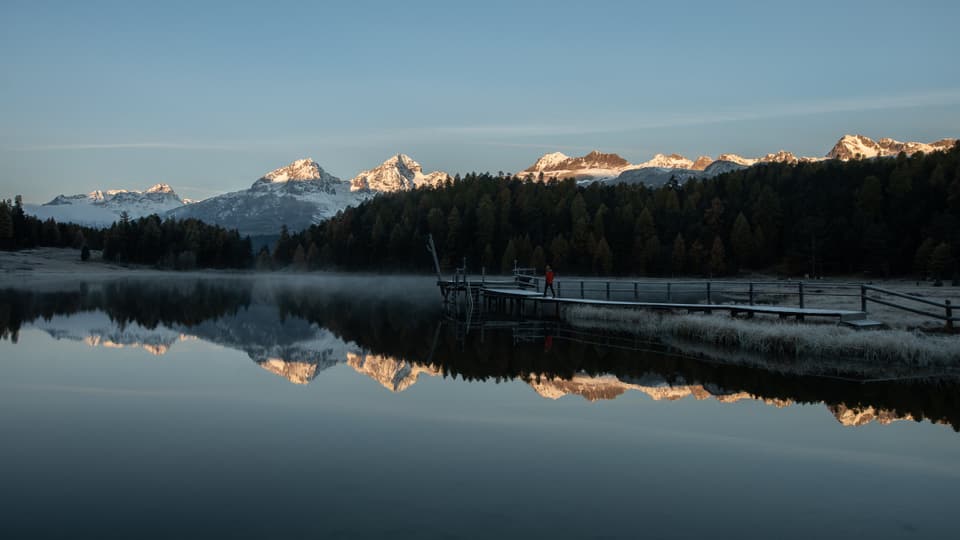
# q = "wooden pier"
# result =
<box><xmin>481</xmin><ymin>287</ymin><xmax>870</xmax><ymax>324</ymax></box>
<box><xmin>427</xmin><ymin>238</ymin><xmax>956</xmax><ymax>331</ymax></box>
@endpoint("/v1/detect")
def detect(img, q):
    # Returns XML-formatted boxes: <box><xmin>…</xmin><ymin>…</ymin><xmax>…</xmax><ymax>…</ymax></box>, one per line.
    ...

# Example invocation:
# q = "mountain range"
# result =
<box><xmin>22</xmin><ymin>134</ymin><xmax>956</xmax><ymax>236</ymax></box>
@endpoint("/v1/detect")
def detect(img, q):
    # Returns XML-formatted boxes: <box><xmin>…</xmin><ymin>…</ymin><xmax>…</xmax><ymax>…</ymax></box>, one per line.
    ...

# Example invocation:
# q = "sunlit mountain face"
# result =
<box><xmin>2</xmin><ymin>277</ymin><xmax>957</xmax><ymax>432</ymax></box>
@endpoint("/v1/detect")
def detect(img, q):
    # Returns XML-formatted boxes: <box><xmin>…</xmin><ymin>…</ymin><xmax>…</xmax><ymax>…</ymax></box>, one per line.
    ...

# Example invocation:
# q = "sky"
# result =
<box><xmin>2</xmin><ymin>0</ymin><xmax>959</xmax><ymax>202</ymax></box>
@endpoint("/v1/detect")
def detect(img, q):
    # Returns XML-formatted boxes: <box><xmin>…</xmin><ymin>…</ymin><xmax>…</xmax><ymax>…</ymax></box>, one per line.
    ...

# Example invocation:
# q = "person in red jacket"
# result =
<box><xmin>543</xmin><ymin>265</ymin><xmax>556</xmax><ymax>298</ymax></box>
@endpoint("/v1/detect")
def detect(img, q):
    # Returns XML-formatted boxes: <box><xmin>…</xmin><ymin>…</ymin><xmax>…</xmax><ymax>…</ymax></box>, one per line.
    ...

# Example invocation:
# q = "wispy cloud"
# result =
<box><xmin>13</xmin><ymin>142</ymin><xmax>246</xmax><ymax>152</ymax></box>
<box><xmin>7</xmin><ymin>89</ymin><xmax>958</xmax><ymax>153</ymax></box>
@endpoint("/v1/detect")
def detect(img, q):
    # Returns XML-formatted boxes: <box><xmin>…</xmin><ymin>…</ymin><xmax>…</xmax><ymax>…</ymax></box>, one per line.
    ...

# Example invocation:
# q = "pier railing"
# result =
<box><xmin>506</xmin><ymin>271</ymin><xmax>956</xmax><ymax>330</ymax></box>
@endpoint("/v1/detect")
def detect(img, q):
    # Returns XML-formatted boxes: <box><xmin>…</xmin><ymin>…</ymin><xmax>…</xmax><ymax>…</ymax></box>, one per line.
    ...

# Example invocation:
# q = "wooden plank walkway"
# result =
<box><xmin>481</xmin><ymin>287</ymin><xmax>868</xmax><ymax>322</ymax></box>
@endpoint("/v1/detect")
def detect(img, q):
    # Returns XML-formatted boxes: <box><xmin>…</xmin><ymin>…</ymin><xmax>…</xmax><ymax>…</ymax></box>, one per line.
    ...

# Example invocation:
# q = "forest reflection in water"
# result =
<box><xmin>1</xmin><ymin>275</ymin><xmax>958</xmax><ymax>432</ymax></box>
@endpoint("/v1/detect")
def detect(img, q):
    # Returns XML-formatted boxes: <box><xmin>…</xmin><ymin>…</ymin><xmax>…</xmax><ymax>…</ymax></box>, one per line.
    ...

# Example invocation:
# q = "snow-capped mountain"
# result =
<box><xmin>349</xmin><ymin>154</ymin><xmax>450</xmax><ymax>192</ymax></box>
<box><xmin>25</xmin><ymin>183</ymin><xmax>187</xmax><ymax>227</ymax></box>
<box><xmin>524</xmin><ymin>134</ymin><xmax>954</xmax><ymax>188</ymax></box>
<box><xmin>690</xmin><ymin>156</ymin><xmax>713</xmax><ymax>170</ymax></box>
<box><xmin>522</xmin><ymin>150</ymin><xmax>631</xmax><ymax>181</ymax></box>
<box><xmin>827</xmin><ymin>134</ymin><xmax>957</xmax><ymax>160</ymax></box>
<box><xmin>633</xmin><ymin>153</ymin><xmax>695</xmax><ymax>169</ymax></box>
<box><xmin>167</xmin><ymin>158</ymin><xmax>369</xmax><ymax>236</ymax></box>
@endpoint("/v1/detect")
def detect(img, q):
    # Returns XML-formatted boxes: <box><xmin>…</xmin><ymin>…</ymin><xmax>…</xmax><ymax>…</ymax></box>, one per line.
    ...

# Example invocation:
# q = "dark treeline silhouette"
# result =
<box><xmin>0</xmin><ymin>197</ymin><xmax>253</xmax><ymax>270</ymax></box>
<box><xmin>276</xmin><ymin>143</ymin><xmax>960</xmax><ymax>278</ymax></box>
<box><xmin>0</xmin><ymin>280</ymin><xmax>252</xmax><ymax>342</ymax></box>
<box><xmin>100</xmin><ymin>213</ymin><xmax>253</xmax><ymax>269</ymax></box>
<box><xmin>0</xmin><ymin>196</ymin><xmax>105</xmax><ymax>252</ymax></box>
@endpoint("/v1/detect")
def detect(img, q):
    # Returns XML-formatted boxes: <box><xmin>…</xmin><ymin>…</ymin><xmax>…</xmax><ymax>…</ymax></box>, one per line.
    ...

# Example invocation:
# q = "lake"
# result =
<box><xmin>1</xmin><ymin>275</ymin><xmax>957</xmax><ymax>539</ymax></box>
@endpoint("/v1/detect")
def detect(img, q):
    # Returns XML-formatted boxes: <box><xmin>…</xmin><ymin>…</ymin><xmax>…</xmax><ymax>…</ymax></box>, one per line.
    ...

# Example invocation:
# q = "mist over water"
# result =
<box><xmin>1</xmin><ymin>275</ymin><xmax>958</xmax><ymax>539</ymax></box>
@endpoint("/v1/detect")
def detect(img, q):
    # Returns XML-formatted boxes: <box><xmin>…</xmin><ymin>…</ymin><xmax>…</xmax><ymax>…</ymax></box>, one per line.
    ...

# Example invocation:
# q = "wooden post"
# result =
<box><xmin>748</xmin><ymin>282</ymin><xmax>754</xmax><ymax>305</ymax></box>
<box><xmin>667</xmin><ymin>283</ymin><xmax>672</xmax><ymax>303</ymax></box>
<box><xmin>606</xmin><ymin>281</ymin><xmax>610</xmax><ymax>300</ymax></box>
<box><xmin>798</xmin><ymin>282</ymin><xmax>805</xmax><ymax>309</ymax></box>
<box><xmin>634</xmin><ymin>282</ymin><xmax>638</xmax><ymax>301</ymax></box>
<box><xmin>580</xmin><ymin>281</ymin><xmax>584</xmax><ymax>299</ymax></box>
<box><xmin>706</xmin><ymin>282</ymin><xmax>712</xmax><ymax>304</ymax></box>
<box><xmin>946</xmin><ymin>300</ymin><xmax>953</xmax><ymax>332</ymax></box>
<box><xmin>481</xmin><ymin>266</ymin><xmax>485</xmax><ymax>284</ymax></box>
<box><xmin>860</xmin><ymin>285</ymin><xmax>867</xmax><ymax>312</ymax></box>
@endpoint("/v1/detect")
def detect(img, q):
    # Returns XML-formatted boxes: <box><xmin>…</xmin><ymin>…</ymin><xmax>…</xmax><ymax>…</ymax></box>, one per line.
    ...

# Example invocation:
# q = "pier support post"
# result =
<box><xmin>798</xmin><ymin>282</ymin><xmax>805</xmax><ymax>309</ymax></box>
<box><xmin>606</xmin><ymin>282</ymin><xmax>610</xmax><ymax>300</ymax></box>
<box><xmin>946</xmin><ymin>300</ymin><xmax>953</xmax><ymax>332</ymax></box>
<box><xmin>749</xmin><ymin>283</ymin><xmax>754</xmax><ymax>305</ymax></box>
<box><xmin>706</xmin><ymin>282</ymin><xmax>712</xmax><ymax>304</ymax></box>
<box><xmin>860</xmin><ymin>285</ymin><xmax>867</xmax><ymax>312</ymax></box>
<box><xmin>667</xmin><ymin>283</ymin><xmax>672</xmax><ymax>303</ymax></box>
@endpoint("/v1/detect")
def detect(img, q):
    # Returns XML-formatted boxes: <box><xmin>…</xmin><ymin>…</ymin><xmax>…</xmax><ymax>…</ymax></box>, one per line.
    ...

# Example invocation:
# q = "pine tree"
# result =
<box><xmin>292</xmin><ymin>243</ymin><xmax>306</xmax><ymax>270</ymax></box>
<box><xmin>709</xmin><ymin>236</ymin><xmax>726</xmax><ymax>276</ymax></box>
<box><xmin>593</xmin><ymin>236</ymin><xmax>613</xmax><ymax>275</ymax></box>
<box><xmin>730</xmin><ymin>212</ymin><xmax>755</xmax><ymax>268</ymax></box>
<box><xmin>0</xmin><ymin>201</ymin><xmax>12</xmax><ymax>250</ymax></box>
<box><xmin>500</xmin><ymin>239</ymin><xmax>517</xmax><ymax>274</ymax></box>
<box><xmin>928</xmin><ymin>242</ymin><xmax>952</xmax><ymax>280</ymax></box>
<box><xmin>671</xmin><ymin>233</ymin><xmax>686</xmax><ymax>275</ymax></box>
<box><xmin>913</xmin><ymin>238</ymin><xmax>937</xmax><ymax>276</ymax></box>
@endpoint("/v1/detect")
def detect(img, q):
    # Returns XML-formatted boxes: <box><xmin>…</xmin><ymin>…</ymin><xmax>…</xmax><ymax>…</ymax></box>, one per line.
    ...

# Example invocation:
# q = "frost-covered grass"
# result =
<box><xmin>565</xmin><ymin>305</ymin><xmax>960</xmax><ymax>367</ymax></box>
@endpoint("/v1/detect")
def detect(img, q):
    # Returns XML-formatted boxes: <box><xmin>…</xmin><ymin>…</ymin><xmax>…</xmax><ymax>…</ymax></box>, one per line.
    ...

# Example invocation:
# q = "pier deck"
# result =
<box><xmin>481</xmin><ymin>287</ymin><xmax>868</xmax><ymax>322</ymax></box>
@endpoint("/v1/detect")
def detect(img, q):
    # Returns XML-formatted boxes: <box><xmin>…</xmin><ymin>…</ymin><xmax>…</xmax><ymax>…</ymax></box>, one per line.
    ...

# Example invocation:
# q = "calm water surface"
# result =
<box><xmin>1</xmin><ymin>276</ymin><xmax>957</xmax><ymax>539</ymax></box>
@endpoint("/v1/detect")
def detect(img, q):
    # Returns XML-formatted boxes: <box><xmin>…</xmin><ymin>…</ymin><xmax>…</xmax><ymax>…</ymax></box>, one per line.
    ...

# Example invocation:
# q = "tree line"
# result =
<box><xmin>0</xmin><ymin>198</ymin><xmax>252</xmax><ymax>270</ymax></box>
<box><xmin>275</xmin><ymin>142</ymin><xmax>960</xmax><ymax>279</ymax></box>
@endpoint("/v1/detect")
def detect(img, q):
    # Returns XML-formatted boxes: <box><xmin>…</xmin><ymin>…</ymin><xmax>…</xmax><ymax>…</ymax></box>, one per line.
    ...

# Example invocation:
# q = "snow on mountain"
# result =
<box><xmin>25</xmin><ymin>183</ymin><xmax>187</xmax><ymax>227</ymax></box>
<box><xmin>633</xmin><ymin>153</ymin><xmax>694</xmax><ymax>169</ymax></box>
<box><xmin>522</xmin><ymin>150</ymin><xmax>631</xmax><ymax>181</ymax></box>
<box><xmin>827</xmin><ymin>134</ymin><xmax>958</xmax><ymax>160</ymax></box>
<box><xmin>690</xmin><ymin>155</ymin><xmax>713</xmax><ymax>171</ymax></box>
<box><xmin>716</xmin><ymin>153</ymin><xmax>757</xmax><ymax>166</ymax></box>
<box><xmin>167</xmin><ymin>158</ymin><xmax>369</xmax><ymax>236</ymax></box>
<box><xmin>527</xmin><ymin>151</ymin><xmax>571</xmax><ymax>171</ymax></box>
<box><xmin>349</xmin><ymin>154</ymin><xmax>450</xmax><ymax>192</ymax></box>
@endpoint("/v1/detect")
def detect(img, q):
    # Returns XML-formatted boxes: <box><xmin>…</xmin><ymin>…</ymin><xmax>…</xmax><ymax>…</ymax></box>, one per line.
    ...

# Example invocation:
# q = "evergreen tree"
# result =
<box><xmin>730</xmin><ymin>212</ymin><xmax>756</xmax><ymax>268</ymax></box>
<box><xmin>709</xmin><ymin>236</ymin><xmax>726</xmax><ymax>276</ymax></box>
<box><xmin>594</xmin><ymin>237</ymin><xmax>613</xmax><ymax>275</ymax></box>
<box><xmin>671</xmin><ymin>233</ymin><xmax>686</xmax><ymax>275</ymax></box>
<box><xmin>500</xmin><ymin>239</ymin><xmax>517</xmax><ymax>274</ymax></box>
<box><xmin>929</xmin><ymin>242</ymin><xmax>952</xmax><ymax>280</ymax></box>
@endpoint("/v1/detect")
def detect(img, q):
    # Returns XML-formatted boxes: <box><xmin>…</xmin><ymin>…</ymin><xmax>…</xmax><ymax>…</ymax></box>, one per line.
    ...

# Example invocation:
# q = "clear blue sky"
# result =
<box><xmin>2</xmin><ymin>0</ymin><xmax>959</xmax><ymax>202</ymax></box>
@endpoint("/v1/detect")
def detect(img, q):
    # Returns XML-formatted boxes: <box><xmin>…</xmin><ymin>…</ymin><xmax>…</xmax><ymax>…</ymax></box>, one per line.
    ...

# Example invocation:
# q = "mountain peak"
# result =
<box><xmin>827</xmin><ymin>134</ymin><xmax>957</xmax><ymax>160</ymax></box>
<box><xmin>524</xmin><ymin>150</ymin><xmax>629</xmax><ymax>174</ymax></box>
<box><xmin>350</xmin><ymin>153</ymin><xmax>448</xmax><ymax>192</ymax></box>
<box><xmin>636</xmin><ymin>153</ymin><xmax>693</xmax><ymax>169</ymax></box>
<box><xmin>258</xmin><ymin>158</ymin><xmax>327</xmax><ymax>183</ymax></box>
<box><xmin>691</xmin><ymin>155</ymin><xmax>713</xmax><ymax>171</ymax></box>
<box><xmin>145</xmin><ymin>183</ymin><xmax>175</xmax><ymax>194</ymax></box>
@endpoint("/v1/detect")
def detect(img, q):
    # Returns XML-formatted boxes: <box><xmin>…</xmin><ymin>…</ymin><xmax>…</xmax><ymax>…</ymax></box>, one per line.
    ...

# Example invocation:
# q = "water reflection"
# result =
<box><xmin>2</xmin><ymin>278</ymin><xmax>958</xmax><ymax>432</ymax></box>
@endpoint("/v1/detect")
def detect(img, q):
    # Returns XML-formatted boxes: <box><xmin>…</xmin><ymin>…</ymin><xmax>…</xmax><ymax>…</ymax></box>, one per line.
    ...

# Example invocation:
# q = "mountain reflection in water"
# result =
<box><xmin>1</xmin><ymin>277</ymin><xmax>958</xmax><ymax>432</ymax></box>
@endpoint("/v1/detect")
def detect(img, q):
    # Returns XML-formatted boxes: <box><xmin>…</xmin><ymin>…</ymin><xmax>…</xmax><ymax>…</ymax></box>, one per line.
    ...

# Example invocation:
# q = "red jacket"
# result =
<box><xmin>545</xmin><ymin>270</ymin><xmax>554</xmax><ymax>284</ymax></box>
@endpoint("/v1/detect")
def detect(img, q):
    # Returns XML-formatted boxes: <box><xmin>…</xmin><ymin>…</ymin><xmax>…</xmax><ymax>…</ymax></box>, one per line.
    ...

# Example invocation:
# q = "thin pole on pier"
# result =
<box><xmin>706</xmin><ymin>282</ymin><xmax>712</xmax><ymax>304</ymax></box>
<box><xmin>634</xmin><ymin>282</ymin><xmax>639</xmax><ymax>301</ymax></box>
<box><xmin>606</xmin><ymin>281</ymin><xmax>610</xmax><ymax>300</ymax></box>
<box><xmin>749</xmin><ymin>283</ymin><xmax>754</xmax><ymax>305</ymax></box>
<box><xmin>860</xmin><ymin>285</ymin><xmax>867</xmax><ymax>312</ymax></box>
<box><xmin>946</xmin><ymin>300</ymin><xmax>953</xmax><ymax>332</ymax></box>
<box><xmin>667</xmin><ymin>283</ymin><xmax>672</xmax><ymax>303</ymax></box>
<box><xmin>798</xmin><ymin>282</ymin><xmax>805</xmax><ymax>309</ymax></box>
<box><xmin>580</xmin><ymin>281</ymin><xmax>584</xmax><ymax>299</ymax></box>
